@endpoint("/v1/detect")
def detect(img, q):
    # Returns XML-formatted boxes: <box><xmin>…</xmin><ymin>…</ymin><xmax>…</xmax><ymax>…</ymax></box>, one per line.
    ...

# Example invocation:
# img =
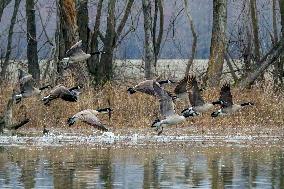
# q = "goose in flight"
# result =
<box><xmin>127</xmin><ymin>79</ymin><xmax>175</xmax><ymax>96</ymax></box>
<box><xmin>211</xmin><ymin>84</ymin><xmax>254</xmax><ymax>117</ymax></box>
<box><xmin>174</xmin><ymin>75</ymin><xmax>190</xmax><ymax>102</ymax></box>
<box><xmin>181</xmin><ymin>76</ymin><xmax>219</xmax><ymax>116</ymax></box>
<box><xmin>151</xmin><ymin>82</ymin><xmax>192</xmax><ymax>135</ymax></box>
<box><xmin>61</xmin><ymin>40</ymin><xmax>105</xmax><ymax>65</ymax></box>
<box><xmin>67</xmin><ymin>108</ymin><xmax>112</xmax><ymax>131</ymax></box>
<box><xmin>42</xmin><ymin>84</ymin><xmax>81</xmax><ymax>105</ymax></box>
<box><xmin>15</xmin><ymin>69</ymin><xmax>50</xmax><ymax>103</ymax></box>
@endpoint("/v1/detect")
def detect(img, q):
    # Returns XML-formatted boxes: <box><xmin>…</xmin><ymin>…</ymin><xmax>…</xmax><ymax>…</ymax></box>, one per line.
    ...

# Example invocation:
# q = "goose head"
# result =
<box><xmin>151</xmin><ymin>118</ymin><xmax>161</xmax><ymax>128</ymax></box>
<box><xmin>181</xmin><ymin>108</ymin><xmax>199</xmax><ymax>117</ymax></box>
<box><xmin>127</xmin><ymin>87</ymin><xmax>136</xmax><ymax>94</ymax></box>
<box><xmin>211</xmin><ymin>109</ymin><xmax>223</xmax><ymax>117</ymax></box>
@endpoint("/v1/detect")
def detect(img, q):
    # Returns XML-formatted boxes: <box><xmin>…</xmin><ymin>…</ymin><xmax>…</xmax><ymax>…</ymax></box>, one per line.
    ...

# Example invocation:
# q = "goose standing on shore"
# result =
<box><xmin>15</xmin><ymin>69</ymin><xmax>50</xmax><ymax>103</ymax></box>
<box><xmin>151</xmin><ymin>82</ymin><xmax>193</xmax><ymax>135</ymax></box>
<box><xmin>67</xmin><ymin>108</ymin><xmax>112</xmax><ymax>131</ymax></box>
<box><xmin>42</xmin><ymin>85</ymin><xmax>81</xmax><ymax>105</ymax></box>
<box><xmin>181</xmin><ymin>76</ymin><xmax>219</xmax><ymax>116</ymax></box>
<box><xmin>211</xmin><ymin>84</ymin><xmax>254</xmax><ymax>117</ymax></box>
<box><xmin>127</xmin><ymin>79</ymin><xmax>175</xmax><ymax>96</ymax></box>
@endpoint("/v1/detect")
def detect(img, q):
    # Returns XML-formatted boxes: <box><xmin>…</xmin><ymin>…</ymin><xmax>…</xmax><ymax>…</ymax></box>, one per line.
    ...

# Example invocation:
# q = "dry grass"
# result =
<box><xmin>0</xmin><ymin>81</ymin><xmax>283</xmax><ymax>136</ymax></box>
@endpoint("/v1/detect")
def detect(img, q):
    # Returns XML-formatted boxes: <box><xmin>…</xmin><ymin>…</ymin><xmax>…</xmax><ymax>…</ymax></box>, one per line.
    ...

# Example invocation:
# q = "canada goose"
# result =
<box><xmin>174</xmin><ymin>76</ymin><xmax>189</xmax><ymax>101</ymax></box>
<box><xmin>127</xmin><ymin>79</ymin><xmax>175</xmax><ymax>96</ymax></box>
<box><xmin>211</xmin><ymin>84</ymin><xmax>254</xmax><ymax>117</ymax></box>
<box><xmin>61</xmin><ymin>40</ymin><xmax>105</xmax><ymax>65</ymax></box>
<box><xmin>15</xmin><ymin>69</ymin><xmax>50</xmax><ymax>103</ymax></box>
<box><xmin>42</xmin><ymin>84</ymin><xmax>81</xmax><ymax>105</ymax></box>
<box><xmin>151</xmin><ymin>82</ymin><xmax>193</xmax><ymax>135</ymax></box>
<box><xmin>1</xmin><ymin>90</ymin><xmax>30</xmax><ymax>132</ymax></box>
<box><xmin>181</xmin><ymin>76</ymin><xmax>219</xmax><ymax>116</ymax></box>
<box><xmin>67</xmin><ymin>108</ymin><xmax>112</xmax><ymax>131</ymax></box>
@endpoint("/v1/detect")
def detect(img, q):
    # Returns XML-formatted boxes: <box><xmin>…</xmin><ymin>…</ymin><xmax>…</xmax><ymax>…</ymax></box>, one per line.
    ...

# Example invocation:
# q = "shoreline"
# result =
<box><xmin>1</xmin><ymin>125</ymin><xmax>284</xmax><ymax>148</ymax></box>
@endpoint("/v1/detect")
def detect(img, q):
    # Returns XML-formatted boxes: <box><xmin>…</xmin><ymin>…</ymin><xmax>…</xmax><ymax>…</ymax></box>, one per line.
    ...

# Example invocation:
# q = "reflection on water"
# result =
<box><xmin>0</xmin><ymin>145</ymin><xmax>284</xmax><ymax>188</ymax></box>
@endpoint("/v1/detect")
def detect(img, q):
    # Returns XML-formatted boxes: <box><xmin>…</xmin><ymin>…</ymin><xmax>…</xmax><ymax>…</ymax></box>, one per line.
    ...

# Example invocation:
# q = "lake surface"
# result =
<box><xmin>0</xmin><ymin>143</ymin><xmax>284</xmax><ymax>189</ymax></box>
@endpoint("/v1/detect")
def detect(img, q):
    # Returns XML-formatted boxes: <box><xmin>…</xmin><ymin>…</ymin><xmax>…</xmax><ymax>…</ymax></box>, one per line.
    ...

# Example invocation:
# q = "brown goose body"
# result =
<box><xmin>181</xmin><ymin>76</ymin><xmax>215</xmax><ymax>116</ymax></box>
<box><xmin>42</xmin><ymin>85</ymin><xmax>80</xmax><ymax>105</ymax></box>
<box><xmin>67</xmin><ymin>108</ymin><xmax>112</xmax><ymax>132</ymax></box>
<box><xmin>211</xmin><ymin>84</ymin><xmax>254</xmax><ymax>117</ymax></box>
<box><xmin>128</xmin><ymin>79</ymin><xmax>174</xmax><ymax>96</ymax></box>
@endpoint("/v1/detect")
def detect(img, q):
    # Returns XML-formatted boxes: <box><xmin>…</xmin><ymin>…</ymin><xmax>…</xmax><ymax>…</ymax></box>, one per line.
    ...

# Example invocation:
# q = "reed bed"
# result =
<box><xmin>0</xmin><ymin>81</ymin><xmax>283</xmax><ymax>136</ymax></box>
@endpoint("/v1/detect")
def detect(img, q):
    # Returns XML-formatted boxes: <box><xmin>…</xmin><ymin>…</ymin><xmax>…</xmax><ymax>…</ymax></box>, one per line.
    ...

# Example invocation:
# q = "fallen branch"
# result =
<box><xmin>6</xmin><ymin>118</ymin><xmax>30</xmax><ymax>130</ymax></box>
<box><xmin>239</xmin><ymin>38</ymin><xmax>284</xmax><ymax>88</ymax></box>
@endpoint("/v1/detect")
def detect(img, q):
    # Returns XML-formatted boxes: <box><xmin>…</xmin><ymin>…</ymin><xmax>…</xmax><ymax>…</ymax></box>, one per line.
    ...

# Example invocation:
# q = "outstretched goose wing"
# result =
<box><xmin>135</xmin><ymin>80</ymin><xmax>156</xmax><ymax>96</ymax></box>
<box><xmin>65</xmin><ymin>40</ymin><xmax>85</xmax><ymax>57</ymax></box>
<box><xmin>19</xmin><ymin>74</ymin><xmax>35</xmax><ymax>93</ymax></box>
<box><xmin>153</xmin><ymin>82</ymin><xmax>175</xmax><ymax>117</ymax></box>
<box><xmin>174</xmin><ymin>76</ymin><xmax>189</xmax><ymax>95</ymax></box>
<box><xmin>74</xmin><ymin>110</ymin><xmax>108</xmax><ymax>131</ymax></box>
<box><xmin>220</xmin><ymin>83</ymin><xmax>233</xmax><ymax>107</ymax></box>
<box><xmin>187</xmin><ymin>76</ymin><xmax>204</xmax><ymax>106</ymax></box>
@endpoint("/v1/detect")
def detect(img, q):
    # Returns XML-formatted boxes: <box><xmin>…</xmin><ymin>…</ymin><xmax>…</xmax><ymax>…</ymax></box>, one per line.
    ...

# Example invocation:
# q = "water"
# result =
<box><xmin>0</xmin><ymin>144</ymin><xmax>284</xmax><ymax>189</ymax></box>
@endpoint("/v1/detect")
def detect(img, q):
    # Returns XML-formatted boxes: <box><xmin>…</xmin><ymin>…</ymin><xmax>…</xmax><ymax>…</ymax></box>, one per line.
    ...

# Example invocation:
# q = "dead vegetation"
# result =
<box><xmin>0</xmin><ymin>79</ymin><xmax>283</xmax><ymax>136</ymax></box>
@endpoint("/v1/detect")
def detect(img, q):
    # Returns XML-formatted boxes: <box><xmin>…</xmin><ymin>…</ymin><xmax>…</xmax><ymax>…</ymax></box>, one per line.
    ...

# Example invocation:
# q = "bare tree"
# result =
<box><xmin>272</xmin><ymin>0</ymin><xmax>283</xmax><ymax>87</ymax></box>
<box><xmin>89</xmin><ymin>0</ymin><xmax>134</xmax><ymax>84</ymax></box>
<box><xmin>77</xmin><ymin>0</ymin><xmax>89</xmax><ymax>52</ymax></box>
<box><xmin>0</xmin><ymin>0</ymin><xmax>12</xmax><ymax>22</ymax></box>
<box><xmin>26</xmin><ymin>0</ymin><xmax>40</xmax><ymax>82</ymax></box>
<box><xmin>153</xmin><ymin>0</ymin><xmax>164</xmax><ymax>67</ymax></box>
<box><xmin>142</xmin><ymin>0</ymin><xmax>155</xmax><ymax>79</ymax></box>
<box><xmin>272</xmin><ymin>0</ymin><xmax>278</xmax><ymax>44</ymax></box>
<box><xmin>249</xmin><ymin>0</ymin><xmax>261</xmax><ymax>62</ymax></box>
<box><xmin>88</xmin><ymin>0</ymin><xmax>103</xmax><ymax>78</ymax></box>
<box><xmin>205</xmin><ymin>0</ymin><xmax>227</xmax><ymax>87</ymax></box>
<box><xmin>0</xmin><ymin>0</ymin><xmax>21</xmax><ymax>82</ymax></box>
<box><xmin>0</xmin><ymin>93</ymin><xmax>29</xmax><ymax>133</ymax></box>
<box><xmin>58</xmin><ymin>0</ymin><xmax>78</xmax><ymax>74</ymax></box>
<box><xmin>184</xmin><ymin>0</ymin><xmax>197</xmax><ymax>77</ymax></box>
<box><xmin>275</xmin><ymin>0</ymin><xmax>284</xmax><ymax>87</ymax></box>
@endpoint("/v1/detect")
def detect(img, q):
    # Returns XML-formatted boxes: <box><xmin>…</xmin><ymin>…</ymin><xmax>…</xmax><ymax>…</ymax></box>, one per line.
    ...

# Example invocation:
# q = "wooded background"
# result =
<box><xmin>0</xmin><ymin>0</ymin><xmax>283</xmax><ymax>88</ymax></box>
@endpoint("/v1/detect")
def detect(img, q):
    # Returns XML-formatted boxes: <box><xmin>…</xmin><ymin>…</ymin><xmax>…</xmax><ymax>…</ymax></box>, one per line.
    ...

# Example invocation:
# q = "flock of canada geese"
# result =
<box><xmin>11</xmin><ymin>40</ymin><xmax>254</xmax><ymax>135</ymax></box>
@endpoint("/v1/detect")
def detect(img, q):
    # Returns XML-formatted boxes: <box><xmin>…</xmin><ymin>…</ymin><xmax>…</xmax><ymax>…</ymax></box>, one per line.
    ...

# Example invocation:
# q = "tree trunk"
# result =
<box><xmin>250</xmin><ymin>0</ymin><xmax>261</xmax><ymax>62</ymax></box>
<box><xmin>0</xmin><ymin>94</ymin><xmax>29</xmax><ymax>134</ymax></box>
<box><xmin>276</xmin><ymin>0</ymin><xmax>284</xmax><ymax>87</ymax></box>
<box><xmin>58</xmin><ymin>0</ymin><xmax>78</xmax><ymax>75</ymax></box>
<box><xmin>88</xmin><ymin>0</ymin><xmax>103</xmax><ymax>77</ymax></box>
<box><xmin>90</xmin><ymin>0</ymin><xmax>134</xmax><ymax>85</ymax></box>
<box><xmin>143</xmin><ymin>0</ymin><xmax>155</xmax><ymax>79</ymax></box>
<box><xmin>77</xmin><ymin>0</ymin><xmax>89</xmax><ymax>52</ymax></box>
<box><xmin>272</xmin><ymin>0</ymin><xmax>278</xmax><ymax>44</ymax></box>
<box><xmin>0</xmin><ymin>0</ymin><xmax>20</xmax><ymax>82</ymax></box>
<box><xmin>26</xmin><ymin>0</ymin><xmax>40</xmax><ymax>83</ymax></box>
<box><xmin>153</xmin><ymin>0</ymin><xmax>163</xmax><ymax>67</ymax></box>
<box><xmin>0</xmin><ymin>0</ymin><xmax>12</xmax><ymax>22</ymax></box>
<box><xmin>243</xmin><ymin>26</ymin><xmax>253</xmax><ymax>79</ymax></box>
<box><xmin>205</xmin><ymin>0</ymin><xmax>227</xmax><ymax>87</ymax></box>
<box><xmin>272</xmin><ymin>0</ymin><xmax>283</xmax><ymax>87</ymax></box>
<box><xmin>184</xmin><ymin>0</ymin><xmax>197</xmax><ymax>77</ymax></box>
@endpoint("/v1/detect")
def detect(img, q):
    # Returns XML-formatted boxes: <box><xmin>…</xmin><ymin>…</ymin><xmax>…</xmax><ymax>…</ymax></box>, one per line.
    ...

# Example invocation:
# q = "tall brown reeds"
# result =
<box><xmin>0</xmin><ymin>80</ymin><xmax>283</xmax><ymax>135</ymax></box>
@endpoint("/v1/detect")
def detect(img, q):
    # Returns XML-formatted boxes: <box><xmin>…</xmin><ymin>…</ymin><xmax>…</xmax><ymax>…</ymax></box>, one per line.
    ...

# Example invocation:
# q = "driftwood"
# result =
<box><xmin>0</xmin><ymin>117</ymin><xmax>30</xmax><ymax>133</ymax></box>
<box><xmin>239</xmin><ymin>38</ymin><xmax>284</xmax><ymax>88</ymax></box>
